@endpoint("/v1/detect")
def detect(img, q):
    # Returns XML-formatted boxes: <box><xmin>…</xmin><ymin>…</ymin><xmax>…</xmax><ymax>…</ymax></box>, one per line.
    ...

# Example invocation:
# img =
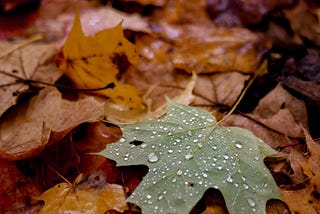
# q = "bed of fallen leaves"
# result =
<box><xmin>0</xmin><ymin>0</ymin><xmax>320</xmax><ymax>213</ymax></box>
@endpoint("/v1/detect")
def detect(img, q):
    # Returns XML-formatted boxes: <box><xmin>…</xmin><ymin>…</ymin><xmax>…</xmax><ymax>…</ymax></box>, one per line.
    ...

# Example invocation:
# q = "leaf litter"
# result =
<box><xmin>0</xmin><ymin>0</ymin><xmax>319</xmax><ymax>213</ymax></box>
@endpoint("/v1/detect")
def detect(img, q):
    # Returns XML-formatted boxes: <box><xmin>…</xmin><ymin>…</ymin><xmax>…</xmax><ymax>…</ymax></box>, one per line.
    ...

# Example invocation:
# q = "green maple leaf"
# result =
<box><xmin>97</xmin><ymin>101</ymin><xmax>281</xmax><ymax>213</ymax></box>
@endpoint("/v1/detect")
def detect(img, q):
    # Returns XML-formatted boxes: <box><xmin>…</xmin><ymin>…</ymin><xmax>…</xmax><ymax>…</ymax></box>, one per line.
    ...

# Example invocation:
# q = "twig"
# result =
<box><xmin>216</xmin><ymin>60</ymin><xmax>268</xmax><ymax>126</ymax></box>
<box><xmin>0</xmin><ymin>34</ymin><xmax>43</xmax><ymax>59</ymax></box>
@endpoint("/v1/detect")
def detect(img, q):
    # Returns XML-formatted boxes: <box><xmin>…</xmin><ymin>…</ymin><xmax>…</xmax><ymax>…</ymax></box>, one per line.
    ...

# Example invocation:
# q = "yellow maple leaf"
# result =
<box><xmin>58</xmin><ymin>12</ymin><xmax>144</xmax><ymax>109</ymax></box>
<box><xmin>37</xmin><ymin>173</ymin><xmax>127</xmax><ymax>213</ymax></box>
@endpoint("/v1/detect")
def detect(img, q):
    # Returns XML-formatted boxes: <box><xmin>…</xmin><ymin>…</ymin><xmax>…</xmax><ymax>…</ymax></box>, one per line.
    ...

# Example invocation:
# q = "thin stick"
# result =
<box><xmin>216</xmin><ymin>60</ymin><xmax>268</xmax><ymax>126</ymax></box>
<box><xmin>0</xmin><ymin>34</ymin><xmax>43</xmax><ymax>59</ymax></box>
<box><xmin>45</xmin><ymin>163</ymin><xmax>73</xmax><ymax>186</ymax></box>
<box><xmin>0</xmin><ymin>69</ymin><xmax>115</xmax><ymax>91</ymax></box>
<box><xmin>25</xmin><ymin>80</ymin><xmax>116</xmax><ymax>92</ymax></box>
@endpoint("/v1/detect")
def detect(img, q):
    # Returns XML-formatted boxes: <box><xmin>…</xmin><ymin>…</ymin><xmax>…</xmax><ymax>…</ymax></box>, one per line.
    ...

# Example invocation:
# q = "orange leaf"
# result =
<box><xmin>58</xmin><ymin>12</ymin><xmax>144</xmax><ymax>109</ymax></box>
<box><xmin>37</xmin><ymin>172</ymin><xmax>127</xmax><ymax>213</ymax></box>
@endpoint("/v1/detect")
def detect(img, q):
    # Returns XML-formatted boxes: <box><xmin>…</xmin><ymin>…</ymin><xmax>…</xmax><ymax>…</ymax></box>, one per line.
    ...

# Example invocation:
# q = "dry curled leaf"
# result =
<box><xmin>280</xmin><ymin>128</ymin><xmax>320</xmax><ymax>213</ymax></box>
<box><xmin>284</xmin><ymin>0</ymin><xmax>320</xmax><ymax>46</ymax></box>
<box><xmin>0</xmin><ymin>41</ymin><xmax>60</xmax><ymax>116</ymax></box>
<box><xmin>248</xmin><ymin>83</ymin><xmax>308</xmax><ymax>138</ymax></box>
<box><xmin>58</xmin><ymin>12</ymin><xmax>145</xmax><ymax>109</ymax></box>
<box><xmin>0</xmin><ymin>88</ymin><xmax>104</xmax><ymax>160</ymax></box>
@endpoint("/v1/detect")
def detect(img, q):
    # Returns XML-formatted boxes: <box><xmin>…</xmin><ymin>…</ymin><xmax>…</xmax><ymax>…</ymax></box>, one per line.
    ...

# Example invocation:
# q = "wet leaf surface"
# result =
<box><xmin>98</xmin><ymin>101</ymin><xmax>281</xmax><ymax>214</ymax></box>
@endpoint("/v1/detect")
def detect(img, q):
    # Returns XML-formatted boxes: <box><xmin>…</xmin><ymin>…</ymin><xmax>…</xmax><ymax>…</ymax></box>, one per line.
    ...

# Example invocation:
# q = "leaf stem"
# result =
<box><xmin>0</xmin><ymin>70</ymin><xmax>115</xmax><ymax>92</ymax></box>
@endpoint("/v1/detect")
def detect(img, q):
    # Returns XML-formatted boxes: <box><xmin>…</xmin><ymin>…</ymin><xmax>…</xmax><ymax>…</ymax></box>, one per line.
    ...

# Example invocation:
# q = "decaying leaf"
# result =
<box><xmin>284</xmin><ymin>0</ymin><xmax>320</xmax><ymax>46</ymax></box>
<box><xmin>169</xmin><ymin>24</ymin><xmax>268</xmax><ymax>73</ymax></box>
<box><xmin>0</xmin><ymin>88</ymin><xmax>104</xmax><ymax>160</ymax></box>
<box><xmin>135</xmin><ymin>27</ymin><xmax>267</xmax><ymax>74</ymax></box>
<box><xmin>0</xmin><ymin>157</ymin><xmax>41</xmax><ymax>213</ymax></box>
<box><xmin>98</xmin><ymin>101</ymin><xmax>281</xmax><ymax>213</ymax></box>
<box><xmin>126</xmin><ymin>46</ymin><xmax>250</xmax><ymax>110</ymax></box>
<box><xmin>140</xmin><ymin>0</ymin><xmax>269</xmax><ymax>74</ymax></box>
<box><xmin>73</xmin><ymin>121</ymin><xmax>122</xmax><ymax>154</ymax></box>
<box><xmin>0</xmin><ymin>41</ymin><xmax>60</xmax><ymax>116</ymax></box>
<box><xmin>280</xmin><ymin>128</ymin><xmax>320</xmax><ymax>213</ymax></box>
<box><xmin>223</xmin><ymin>83</ymin><xmax>308</xmax><ymax>148</ymax></box>
<box><xmin>248</xmin><ymin>83</ymin><xmax>308</xmax><ymax>138</ymax></box>
<box><xmin>193</xmin><ymin>72</ymin><xmax>250</xmax><ymax>107</ymax></box>
<box><xmin>58</xmin><ymin>12</ymin><xmax>145</xmax><ymax>109</ymax></box>
<box><xmin>206</xmin><ymin>0</ymin><xmax>296</xmax><ymax>26</ymax></box>
<box><xmin>119</xmin><ymin>0</ymin><xmax>166</xmax><ymax>6</ymax></box>
<box><xmin>38</xmin><ymin>172</ymin><xmax>127</xmax><ymax>213</ymax></box>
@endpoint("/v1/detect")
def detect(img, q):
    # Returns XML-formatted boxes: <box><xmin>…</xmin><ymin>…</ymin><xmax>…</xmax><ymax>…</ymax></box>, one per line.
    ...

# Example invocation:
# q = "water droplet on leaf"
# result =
<box><xmin>141</xmin><ymin>143</ymin><xmax>147</xmax><ymax>148</ymax></box>
<box><xmin>176</xmin><ymin>170</ymin><xmax>183</xmax><ymax>175</ymax></box>
<box><xmin>226</xmin><ymin>175</ymin><xmax>233</xmax><ymax>183</ymax></box>
<box><xmin>148</xmin><ymin>152</ymin><xmax>159</xmax><ymax>163</ymax></box>
<box><xmin>235</xmin><ymin>143</ymin><xmax>242</xmax><ymax>148</ymax></box>
<box><xmin>185</xmin><ymin>153</ymin><xmax>193</xmax><ymax>160</ymax></box>
<box><xmin>247</xmin><ymin>198</ymin><xmax>256</xmax><ymax>207</ymax></box>
<box><xmin>243</xmin><ymin>183</ymin><xmax>249</xmax><ymax>189</ymax></box>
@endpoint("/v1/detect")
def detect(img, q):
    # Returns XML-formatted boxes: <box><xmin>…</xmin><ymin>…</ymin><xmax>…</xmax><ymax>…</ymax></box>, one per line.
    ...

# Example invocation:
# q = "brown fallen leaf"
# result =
<box><xmin>206</xmin><ymin>0</ymin><xmax>296</xmax><ymax>27</ymax></box>
<box><xmin>0</xmin><ymin>41</ymin><xmax>60</xmax><ymax>116</ymax></box>
<box><xmin>139</xmin><ymin>23</ymin><xmax>268</xmax><ymax>74</ymax></box>
<box><xmin>73</xmin><ymin>121</ymin><xmax>122</xmax><ymax>154</ymax></box>
<box><xmin>0</xmin><ymin>0</ymin><xmax>39</xmax><ymax>39</ymax></box>
<box><xmin>119</xmin><ymin>0</ymin><xmax>167</xmax><ymax>6</ymax></box>
<box><xmin>193</xmin><ymin>72</ymin><xmax>250</xmax><ymax>107</ymax></box>
<box><xmin>0</xmin><ymin>157</ymin><xmax>41</xmax><ymax>213</ymax></box>
<box><xmin>144</xmin><ymin>0</ymin><xmax>269</xmax><ymax>74</ymax></box>
<box><xmin>283</xmin><ymin>76</ymin><xmax>320</xmax><ymax>108</ymax></box>
<box><xmin>158</xmin><ymin>0</ymin><xmax>209</xmax><ymax>24</ymax></box>
<box><xmin>249</xmin><ymin>83</ymin><xmax>308</xmax><ymax>138</ymax></box>
<box><xmin>223</xmin><ymin>83</ymin><xmax>308</xmax><ymax>148</ymax></box>
<box><xmin>266</xmin><ymin>199</ymin><xmax>291</xmax><ymax>214</ymax></box>
<box><xmin>284</xmin><ymin>0</ymin><xmax>320</xmax><ymax>46</ymax></box>
<box><xmin>280</xmin><ymin>128</ymin><xmax>320</xmax><ymax>213</ymax></box>
<box><xmin>0</xmin><ymin>88</ymin><xmax>104</xmax><ymax>160</ymax></box>
<box><xmin>37</xmin><ymin>172</ymin><xmax>128</xmax><ymax>213</ymax></box>
<box><xmin>169</xmin><ymin>24</ymin><xmax>269</xmax><ymax>74</ymax></box>
<box><xmin>125</xmin><ymin>46</ymin><xmax>250</xmax><ymax>110</ymax></box>
<box><xmin>193</xmin><ymin>189</ymin><xmax>228</xmax><ymax>214</ymax></box>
